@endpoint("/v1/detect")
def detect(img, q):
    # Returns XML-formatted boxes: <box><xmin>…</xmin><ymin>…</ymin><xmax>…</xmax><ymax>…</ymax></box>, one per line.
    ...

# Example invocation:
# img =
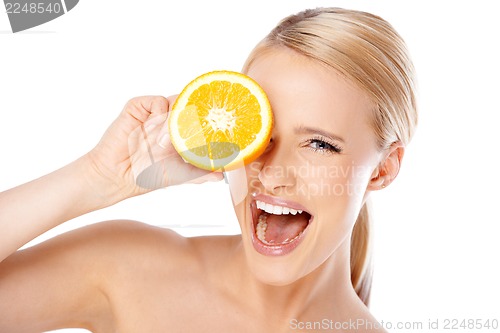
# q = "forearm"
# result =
<box><xmin>0</xmin><ymin>154</ymin><xmax>125</xmax><ymax>261</ymax></box>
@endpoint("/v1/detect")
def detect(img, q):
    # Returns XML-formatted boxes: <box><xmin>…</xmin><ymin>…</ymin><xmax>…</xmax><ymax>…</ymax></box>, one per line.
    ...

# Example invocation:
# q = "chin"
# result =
<box><xmin>253</xmin><ymin>268</ymin><xmax>300</xmax><ymax>287</ymax></box>
<box><xmin>243</xmin><ymin>249</ymin><xmax>308</xmax><ymax>286</ymax></box>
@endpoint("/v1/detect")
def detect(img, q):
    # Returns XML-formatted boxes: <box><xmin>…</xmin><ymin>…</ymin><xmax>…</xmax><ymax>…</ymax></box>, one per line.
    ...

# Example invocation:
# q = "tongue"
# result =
<box><xmin>265</xmin><ymin>213</ymin><xmax>309</xmax><ymax>244</ymax></box>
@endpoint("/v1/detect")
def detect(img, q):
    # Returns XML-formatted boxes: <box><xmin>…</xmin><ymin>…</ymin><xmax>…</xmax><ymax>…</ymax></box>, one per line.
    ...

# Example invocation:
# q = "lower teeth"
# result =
<box><xmin>255</xmin><ymin>214</ymin><xmax>302</xmax><ymax>245</ymax></box>
<box><xmin>256</xmin><ymin>215</ymin><xmax>268</xmax><ymax>243</ymax></box>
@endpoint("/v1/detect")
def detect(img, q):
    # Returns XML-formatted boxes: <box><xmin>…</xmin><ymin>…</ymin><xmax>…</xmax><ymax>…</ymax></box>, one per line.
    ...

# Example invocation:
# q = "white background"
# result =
<box><xmin>1</xmin><ymin>1</ymin><xmax>499</xmax><ymax>332</ymax></box>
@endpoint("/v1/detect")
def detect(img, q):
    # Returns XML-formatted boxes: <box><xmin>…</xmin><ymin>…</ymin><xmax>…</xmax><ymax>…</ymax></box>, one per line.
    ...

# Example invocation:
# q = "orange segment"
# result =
<box><xmin>169</xmin><ymin>71</ymin><xmax>273</xmax><ymax>171</ymax></box>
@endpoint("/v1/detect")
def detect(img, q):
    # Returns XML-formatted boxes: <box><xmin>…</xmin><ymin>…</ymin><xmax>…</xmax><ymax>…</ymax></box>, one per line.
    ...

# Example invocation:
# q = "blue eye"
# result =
<box><xmin>307</xmin><ymin>138</ymin><xmax>343</xmax><ymax>154</ymax></box>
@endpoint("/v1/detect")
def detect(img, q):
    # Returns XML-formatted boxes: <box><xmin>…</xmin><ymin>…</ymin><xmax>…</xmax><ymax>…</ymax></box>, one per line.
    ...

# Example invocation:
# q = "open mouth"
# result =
<box><xmin>251</xmin><ymin>196</ymin><xmax>313</xmax><ymax>256</ymax></box>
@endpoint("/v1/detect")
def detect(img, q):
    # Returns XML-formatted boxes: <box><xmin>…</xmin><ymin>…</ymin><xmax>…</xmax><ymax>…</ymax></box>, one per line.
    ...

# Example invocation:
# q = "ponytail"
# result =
<box><xmin>350</xmin><ymin>201</ymin><xmax>373</xmax><ymax>306</ymax></box>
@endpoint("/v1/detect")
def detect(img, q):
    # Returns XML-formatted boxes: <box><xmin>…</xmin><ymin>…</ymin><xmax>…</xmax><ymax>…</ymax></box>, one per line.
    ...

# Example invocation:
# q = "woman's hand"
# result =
<box><xmin>0</xmin><ymin>95</ymin><xmax>222</xmax><ymax>261</ymax></box>
<box><xmin>87</xmin><ymin>96</ymin><xmax>223</xmax><ymax>201</ymax></box>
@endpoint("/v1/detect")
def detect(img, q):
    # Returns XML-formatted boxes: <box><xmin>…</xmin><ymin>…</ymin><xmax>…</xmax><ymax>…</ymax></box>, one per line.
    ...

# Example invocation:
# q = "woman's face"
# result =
<box><xmin>227</xmin><ymin>48</ymin><xmax>383</xmax><ymax>285</ymax></box>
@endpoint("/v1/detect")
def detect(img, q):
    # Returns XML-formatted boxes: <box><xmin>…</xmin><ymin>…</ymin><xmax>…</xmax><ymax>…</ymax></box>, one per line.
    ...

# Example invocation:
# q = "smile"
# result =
<box><xmin>250</xmin><ymin>195</ymin><xmax>313</xmax><ymax>256</ymax></box>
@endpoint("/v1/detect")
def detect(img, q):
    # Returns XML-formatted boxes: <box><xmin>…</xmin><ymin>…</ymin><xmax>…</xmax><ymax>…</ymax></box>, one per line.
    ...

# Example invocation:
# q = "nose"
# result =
<box><xmin>257</xmin><ymin>139</ymin><xmax>296</xmax><ymax>193</ymax></box>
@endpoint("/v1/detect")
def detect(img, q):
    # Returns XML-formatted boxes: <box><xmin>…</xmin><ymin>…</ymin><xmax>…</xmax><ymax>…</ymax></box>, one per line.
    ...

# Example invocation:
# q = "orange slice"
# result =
<box><xmin>168</xmin><ymin>71</ymin><xmax>273</xmax><ymax>171</ymax></box>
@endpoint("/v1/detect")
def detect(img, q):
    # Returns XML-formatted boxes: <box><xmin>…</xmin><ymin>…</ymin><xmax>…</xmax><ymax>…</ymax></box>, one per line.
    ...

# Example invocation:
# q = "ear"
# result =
<box><xmin>367</xmin><ymin>142</ymin><xmax>405</xmax><ymax>191</ymax></box>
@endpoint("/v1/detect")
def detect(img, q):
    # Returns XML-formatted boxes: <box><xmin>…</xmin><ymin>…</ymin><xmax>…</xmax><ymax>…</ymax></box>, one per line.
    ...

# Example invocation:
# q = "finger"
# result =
<box><xmin>155</xmin><ymin>95</ymin><xmax>179</xmax><ymax>148</ymax></box>
<box><xmin>123</xmin><ymin>96</ymin><xmax>158</xmax><ymax>123</ymax></box>
<box><xmin>126</xmin><ymin>97</ymin><xmax>169</xmax><ymax>149</ymax></box>
<box><xmin>115</xmin><ymin>97</ymin><xmax>164</xmax><ymax>139</ymax></box>
<box><xmin>166</xmin><ymin>95</ymin><xmax>179</xmax><ymax>112</ymax></box>
<box><xmin>157</xmin><ymin>126</ymin><xmax>171</xmax><ymax>149</ymax></box>
<box><xmin>149</xmin><ymin>96</ymin><xmax>169</xmax><ymax>116</ymax></box>
<box><xmin>143</xmin><ymin>113</ymin><xmax>167</xmax><ymax>134</ymax></box>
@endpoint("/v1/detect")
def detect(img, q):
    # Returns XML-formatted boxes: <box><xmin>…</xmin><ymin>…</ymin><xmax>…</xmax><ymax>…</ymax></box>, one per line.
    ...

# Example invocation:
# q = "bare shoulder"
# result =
<box><xmin>82</xmin><ymin>221</ymin><xmax>241</xmax><ymax>330</ymax></box>
<box><xmin>79</xmin><ymin>220</ymin><xmax>237</xmax><ymax>283</ymax></box>
<box><xmin>1</xmin><ymin>219</ymin><xmax>198</xmax><ymax>292</ymax></box>
<box><xmin>50</xmin><ymin>219</ymin><xmax>238</xmax><ymax>282</ymax></box>
<box><xmin>71</xmin><ymin>220</ymin><xmax>197</xmax><ymax>272</ymax></box>
<box><xmin>0</xmin><ymin>219</ymin><xmax>220</xmax><ymax>332</ymax></box>
<box><xmin>81</xmin><ymin>219</ymin><xmax>189</xmax><ymax>253</ymax></box>
<box><xmin>92</xmin><ymin>220</ymin><xmax>241</xmax><ymax>274</ymax></box>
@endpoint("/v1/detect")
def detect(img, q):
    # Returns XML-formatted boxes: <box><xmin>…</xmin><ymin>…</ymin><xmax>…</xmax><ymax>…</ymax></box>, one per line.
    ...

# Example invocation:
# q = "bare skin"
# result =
<box><xmin>0</xmin><ymin>48</ymin><xmax>402</xmax><ymax>332</ymax></box>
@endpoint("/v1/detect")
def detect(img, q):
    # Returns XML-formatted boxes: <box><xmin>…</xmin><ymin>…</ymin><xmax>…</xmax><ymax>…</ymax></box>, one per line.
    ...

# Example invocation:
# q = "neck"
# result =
<box><xmin>226</xmin><ymin>236</ymin><xmax>362</xmax><ymax>322</ymax></box>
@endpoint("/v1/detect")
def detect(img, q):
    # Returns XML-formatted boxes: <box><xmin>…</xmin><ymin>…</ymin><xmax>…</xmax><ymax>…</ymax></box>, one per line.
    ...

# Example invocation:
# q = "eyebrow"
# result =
<box><xmin>294</xmin><ymin>126</ymin><xmax>346</xmax><ymax>143</ymax></box>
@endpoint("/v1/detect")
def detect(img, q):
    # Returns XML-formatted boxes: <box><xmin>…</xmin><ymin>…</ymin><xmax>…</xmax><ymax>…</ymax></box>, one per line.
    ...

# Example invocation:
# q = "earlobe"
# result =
<box><xmin>367</xmin><ymin>171</ymin><xmax>385</xmax><ymax>190</ymax></box>
<box><xmin>367</xmin><ymin>142</ymin><xmax>405</xmax><ymax>191</ymax></box>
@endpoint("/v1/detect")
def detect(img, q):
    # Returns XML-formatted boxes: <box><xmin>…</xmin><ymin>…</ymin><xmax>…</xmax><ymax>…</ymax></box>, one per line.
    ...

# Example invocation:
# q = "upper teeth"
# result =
<box><xmin>256</xmin><ymin>200</ymin><xmax>303</xmax><ymax>215</ymax></box>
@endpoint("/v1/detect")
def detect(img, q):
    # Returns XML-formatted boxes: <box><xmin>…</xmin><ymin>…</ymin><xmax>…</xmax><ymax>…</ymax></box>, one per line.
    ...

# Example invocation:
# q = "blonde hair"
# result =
<box><xmin>243</xmin><ymin>8</ymin><xmax>418</xmax><ymax>305</ymax></box>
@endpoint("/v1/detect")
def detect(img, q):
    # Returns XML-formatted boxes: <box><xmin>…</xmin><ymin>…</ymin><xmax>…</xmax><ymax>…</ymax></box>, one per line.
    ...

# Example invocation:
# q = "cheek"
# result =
<box><xmin>344</xmin><ymin>164</ymin><xmax>372</xmax><ymax>203</ymax></box>
<box><xmin>225</xmin><ymin>162</ymin><xmax>261</xmax><ymax>207</ymax></box>
<box><xmin>301</xmin><ymin>160</ymin><xmax>374</xmax><ymax>237</ymax></box>
<box><xmin>300</xmin><ymin>163</ymin><xmax>371</xmax><ymax>261</ymax></box>
<box><xmin>298</xmin><ymin>161</ymin><xmax>371</xmax><ymax>201</ymax></box>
